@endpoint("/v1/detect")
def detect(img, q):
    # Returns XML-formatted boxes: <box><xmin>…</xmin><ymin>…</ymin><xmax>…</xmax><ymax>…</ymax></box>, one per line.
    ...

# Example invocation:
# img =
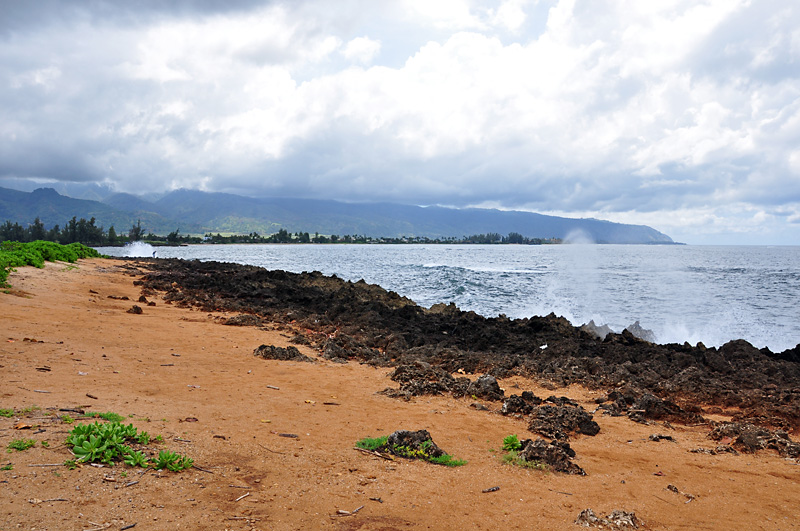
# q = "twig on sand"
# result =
<box><xmin>354</xmin><ymin>447</ymin><xmax>394</xmax><ymax>461</ymax></box>
<box><xmin>192</xmin><ymin>464</ymin><xmax>214</xmax><ymax>474</ymax></box>
<box><xmin>28</xmin><ymin>463</ymin><xmax>64</xmax><ymax>467</ymax></box>
<box><xmin>83</xmin><ymin>522</ymin><xmax>111</xmax><ymax>531</ymax></box>
<box><xmin>652</xmin><ymin>494</ymin><xmax>676</xmax><ymax>505</ymax></box>
<box><xmin>548</xmin><ymin>488</ymin><xmax>573</xmax><ymax>496</ymax></box>
<box><xmin>257</xmin><ymin>443</ymin><xmax>286</xmax><ymax>455</ymax></box>
<box><xmin>227</xmin><ymin>516</ymin><xmax>261</xmax><ymax>521</ymax></box>
<box><xmin>120</xmin><ymin>524</ymin><xmax>137</xmax><ymax>530</ymax></box>
<box><xmin>234</xmin><ymin>492</ymin><xmax>250</xmax><ymax>502</ymax></box>
<box><xmin>266</xmin><ymin>385</ymin><xmax>280</xmax><ymax>390</ymax></box>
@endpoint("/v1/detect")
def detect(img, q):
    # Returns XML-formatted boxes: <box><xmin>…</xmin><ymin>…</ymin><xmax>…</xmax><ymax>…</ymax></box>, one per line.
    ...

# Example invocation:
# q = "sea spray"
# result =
<box><xmin>122</xmin><ymin>241</ymin><xmax>156</xmax><ymax>258</ymax></box>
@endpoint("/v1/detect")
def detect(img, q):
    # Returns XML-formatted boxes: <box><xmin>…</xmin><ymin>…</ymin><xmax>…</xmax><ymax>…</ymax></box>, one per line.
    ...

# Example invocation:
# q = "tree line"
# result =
<box><xmin>1</xmin><ymin>217</ymin><xmax>561</xmax><ymax>246</ymax></box>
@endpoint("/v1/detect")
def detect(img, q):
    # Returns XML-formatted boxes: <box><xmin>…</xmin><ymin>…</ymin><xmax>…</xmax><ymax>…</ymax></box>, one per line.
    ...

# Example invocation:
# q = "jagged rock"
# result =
<box><xmin>624</xmin><ymin>321</ymin><xmax>657</xmax><ymax>343</ymax></box>
<box><xmin>528</xmin><ymin>404</ymin><xmax>600</xmax><ymax>440</ymax></box>
<box><xmin>519</xmin><ymin>438</ymin><xmax>585</xmax><ymax>475</ymax></box>
<box><xmin>126</xmin><ymin>305</ymin><xmax>142</xmax><ymax>314</ymax></box>
<box><xmin>501</xmin><ymin>391</ymin><xmax>542</xmax><ymax>416</ymax></box>
<box><xmin>710</xmin><ymin>422</ymin><xmax>800</xmax><ymax>457</ymax></box>
<box><xmin>139</xmin><ymin>259</ymin><xmax>800</xmax><ymax>430</ymax></box>
<box><xmin>627</xmin><ymin>393</ymin><xmax>704</xmax><ymax>424</ymax></box>
<box><xmin>253</xmin><ymin>344</ymin><xmax>315</xmax><ymax>363</ymax></box>
<box><xmin>581</xmin><ymin>320</ymin><xmax>615</xmax><ymax>340</ymax></box>
<box><xmin>467</xmin><ymin>374</ymin><xmax>504</xmax><ymax>401</ymax></box>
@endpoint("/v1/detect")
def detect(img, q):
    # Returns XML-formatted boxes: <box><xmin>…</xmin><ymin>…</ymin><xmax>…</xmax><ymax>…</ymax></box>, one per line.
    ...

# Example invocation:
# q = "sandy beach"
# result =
<box><xmin>1</xmin><ymin>258</ymin><xmax>798</xmax><ymax>530</ymax></box>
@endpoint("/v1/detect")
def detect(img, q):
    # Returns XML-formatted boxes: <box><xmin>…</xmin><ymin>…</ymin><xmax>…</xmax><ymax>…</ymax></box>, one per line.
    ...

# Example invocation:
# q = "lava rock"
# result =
<box><xmin>253</xmin><ymin>344</ymin><xmax>315</xmax><ymax>363</ymax></box>
<box><xmin>528</xmin><ymin>404</ymin><xmax>600</xmax><ymax>440</ymax></box>
<box><xmin>519</xmin><ymin>438</ymin><xmax>585</xmax><ymax>475</ymax></box>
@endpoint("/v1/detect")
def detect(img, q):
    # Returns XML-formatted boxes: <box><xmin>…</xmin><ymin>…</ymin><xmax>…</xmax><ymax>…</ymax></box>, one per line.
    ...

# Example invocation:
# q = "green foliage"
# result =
<box><xmin>0</xmin><ymin>408</ymin><xmax>14</xmax><ymax>418</ymax></box>
<box><xmin>1</xmin><ymin>463</ymin><xmax>12</xmax><ymax>471</ymax></box>
<box><xmin>502</xmin><ymin>434</ymin><xmax>522</xmax><ymax>452</ymax></box>
<box><xmin>65</xmin><ymin>420</ymin><xmax>190</xmax><ymax>471</ymax></box>
<box><xmin>153</xmin><ymin>450</ymin><xmax>193</xmax><ymax>471</ymax></box>
<box><xmin>135</xmin><ymin>430</ymin><xmax>150</xmax><ymax>445</ymax></box>
<box><xmin>90</xmin><ymin>411</ymin><xmax>125</xmax><ymax>423</ymax></box>
<box><xmin>7</xmin><ymin>438</ymin><xmax>36</xmax><ymax>452</ymax></box>
<box><xmin>123</xmin><ymin>449</ymin><xmax>149</xmax><ymax>468</ymax></box>
<box><xmin>428</xmin><ymin>454</ymin><xmax>468</xmax><ymax>467</ymax></box>
<box><xmin>500</xmin><ymin>435</ymin><xmax>547</xmax><ymax>470</ymax></box>
<box><xmin>60</xmin><ymin>414</ymin><xmax>74</xmax><ymax>423</ymax></box>
<box><xmin>501</xmin><ymin>450</ymin><xmax>548</xmax><ymax>470</ymax></box>
<box><xmin>0</xmin><ymin>241</ymin><xmax>100</xmax><ymax>287</ymax></box>
<box><xmin>63</xmin><ymin>459</ymin><xmax>77</xmax><ymax>470</ymax></box>
<box><xmin>356</xmin><ymin>435</ymin><xmax>466</xmax><ymax>467</ymax></box>
<box><xmin>355</xmin><ymin>435</ymin><xmax>388</xmax><ymax>451</ymax></box>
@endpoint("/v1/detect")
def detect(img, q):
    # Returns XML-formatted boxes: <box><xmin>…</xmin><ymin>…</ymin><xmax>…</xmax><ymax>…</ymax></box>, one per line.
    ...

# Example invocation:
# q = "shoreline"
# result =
<box><xmin>1</xmin><ymin>258</ymin><xmax>798</xmax><ymax>530</ymax></box>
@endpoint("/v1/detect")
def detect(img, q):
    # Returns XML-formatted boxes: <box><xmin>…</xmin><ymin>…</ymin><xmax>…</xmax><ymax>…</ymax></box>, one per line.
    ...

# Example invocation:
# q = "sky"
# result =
<box><xmin>1</xmin><ymin>0</ymin><xmax>799</xmax><ymax>245</ymax></box>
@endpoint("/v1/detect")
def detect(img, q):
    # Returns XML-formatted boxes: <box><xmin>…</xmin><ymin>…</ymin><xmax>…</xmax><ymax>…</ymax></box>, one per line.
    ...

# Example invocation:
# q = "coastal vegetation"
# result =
<box><xmin>66</xmin><ymin>419</ymin><xmax>192</xmax><ymax>471</ymax></box>
<box><xmin>0</xmin><ymin>240</ymin><xmax>101</xmax><ymax>287</ymax></box>
<box><xmin>1</xmin><ymin>216</ymin><xmax>561</xmax><ymax>247</ymax></box>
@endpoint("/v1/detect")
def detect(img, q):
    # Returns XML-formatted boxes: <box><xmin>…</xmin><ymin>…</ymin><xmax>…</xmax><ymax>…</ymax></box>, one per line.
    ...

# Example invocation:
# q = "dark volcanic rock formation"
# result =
<box><xmin>253</xmin><ymin>344</ymin><xmax>315</xmax><ymax>363</ymax></box>
<box><xmin>134</xmin><ymin>258</ymin><xmax>800</xmax><ymax>428</ymax></box>
<box><xmin>519</xmin><ymin>438</ymin><xmax>586</xmax><ymax>475</ymax></box>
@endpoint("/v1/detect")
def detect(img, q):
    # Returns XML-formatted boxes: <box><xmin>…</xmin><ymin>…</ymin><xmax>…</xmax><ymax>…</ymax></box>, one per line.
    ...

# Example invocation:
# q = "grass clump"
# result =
<box><xmin>66</xmin><ymin>421</ymin><xmax>190</xmax><ymax>471</ymax></box>
<box><xmin>0</xmin><ymin>408</ymin><xmax>14</xmax><ymax>418</ymax></box>
<box><xmin>7</xmin><ymin>438</ymin><xmax>37</xmax><ymax>452</ymax></box>
<box><xmin>355</xmin><ymin>435</ymin><xmax>388</xmax><ymax>451</ymax></box>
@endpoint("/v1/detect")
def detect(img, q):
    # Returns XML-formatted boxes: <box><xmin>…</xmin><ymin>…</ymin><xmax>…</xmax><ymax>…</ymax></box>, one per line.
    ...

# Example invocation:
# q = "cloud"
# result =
<box><xmin>0</xmin><ymin>0</ymin><xmax>799</xmax><ymax>243</ymax></box>
<box><xmin>342</xmin><ymin>36</ymin><xmax>382</xmax><ymax>64</ymax></box>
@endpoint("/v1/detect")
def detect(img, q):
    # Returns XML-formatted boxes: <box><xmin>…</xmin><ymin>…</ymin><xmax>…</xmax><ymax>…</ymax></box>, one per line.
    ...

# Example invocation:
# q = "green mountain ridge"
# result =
<box><xmin>0</xmin><ymin>186</ymin><xmax>676</xmax><ymax>244</ymax></box>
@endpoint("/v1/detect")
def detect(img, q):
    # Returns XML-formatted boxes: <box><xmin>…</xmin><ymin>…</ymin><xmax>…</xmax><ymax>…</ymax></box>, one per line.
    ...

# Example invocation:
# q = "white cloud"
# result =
<box><xmin>2</xmin><ymin>0</ymin><xmax>800</xmax><ymax>243</ymax></box>
<box><xmin>491</xmin><ymin>0</ymin><xmax>529</xmax><ymax>32</ymax></box>
<box><xmin>342</xmin><ymin>36</ymin><xmax>381</xmax><ymax>64</ymax></box>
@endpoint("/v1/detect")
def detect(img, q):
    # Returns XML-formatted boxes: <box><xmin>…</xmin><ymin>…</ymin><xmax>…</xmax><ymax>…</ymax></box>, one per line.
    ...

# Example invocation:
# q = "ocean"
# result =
<box><xmin>94</xmin><ymin>243</ymin><xmax>800</xmax><ymax>353</ymax></box>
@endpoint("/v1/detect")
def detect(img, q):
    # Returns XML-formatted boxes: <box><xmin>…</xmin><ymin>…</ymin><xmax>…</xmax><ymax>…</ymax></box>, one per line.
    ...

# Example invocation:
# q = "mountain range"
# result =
<box><xmin>0</xmin><ymin>185</ymin><xmax>675</xmax><ymax>244</ymax></box>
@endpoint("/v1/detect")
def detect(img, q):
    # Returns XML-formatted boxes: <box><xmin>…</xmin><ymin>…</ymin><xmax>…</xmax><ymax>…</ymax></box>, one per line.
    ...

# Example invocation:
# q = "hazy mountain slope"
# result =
<box><xmin>0</xmin><ymin>186</ymin><xmax>674</xmax><ymax>243</ymax></box>
<box><xmin>150</xmin><ymin>189</ymin><xmax>674</xmax><ymax>243</ymax></box>
<box><xmin>0</xmin><ymin>187</ymin><xmax>196</xmax><ymax>234</ymax></box>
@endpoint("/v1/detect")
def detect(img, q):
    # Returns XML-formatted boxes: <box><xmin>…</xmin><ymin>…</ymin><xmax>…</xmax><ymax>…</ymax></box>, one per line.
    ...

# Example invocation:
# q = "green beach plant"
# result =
<box><xmin>65</xmin><ymin>420</ymin><xmax>189</xmax><ymax>471</ymax></box>
<box><xmin>7</xmin><ymin>439</ymin><xmax>36</xmax><ymax>452</ymax></box>
<box><xmin>153</xmin><ymin>450</ymin><xmax>193</xmax><ymax>471</ymax></box>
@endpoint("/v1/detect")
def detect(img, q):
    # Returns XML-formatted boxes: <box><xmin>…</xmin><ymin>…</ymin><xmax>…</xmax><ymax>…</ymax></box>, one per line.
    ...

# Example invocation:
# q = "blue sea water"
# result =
<box><xmin>95</xmin><ymin>243</ymin><xmax>800</xmax><ymax>353</ymax></box>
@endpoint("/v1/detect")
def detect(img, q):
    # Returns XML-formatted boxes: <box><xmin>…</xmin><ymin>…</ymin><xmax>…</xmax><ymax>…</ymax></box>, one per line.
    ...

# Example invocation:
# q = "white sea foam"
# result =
<box><xmin>122</xmin><ymin>241</ymin><xmax>156</xmax><ymax>258</ymax></box>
